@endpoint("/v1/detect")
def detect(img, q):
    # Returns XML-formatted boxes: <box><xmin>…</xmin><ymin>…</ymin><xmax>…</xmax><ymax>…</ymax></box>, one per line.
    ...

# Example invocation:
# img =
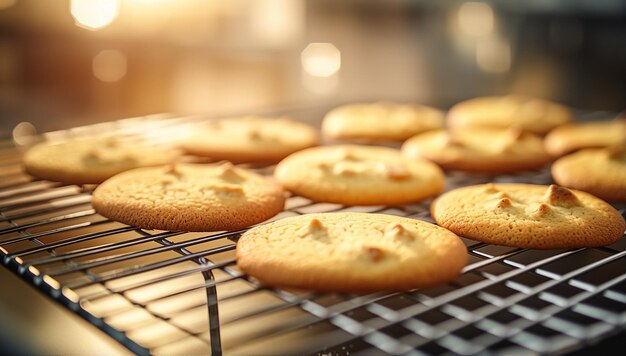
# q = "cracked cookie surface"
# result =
<box><xmin>236</xmin><ymin>212</ymin><xmax>467</xmax><ymax>292</ymax></box>
<box><xmin>431</xmin><ymin>184</ymin><xmax>625</xmax><ymax>249</ymax></box>
<box><xmin>447</xmin><ymin>96</ymin><xmax>572</xmax><ymax>135</ymax></box>
<box><xmin>552</xmin><ymin>146</ymin><xmax>626</xmax><ymax>201</ymax></box>
<box><xmin>402</xmin><ymin>128</ymin><xmax>550</xmax><ymax>173</ymax></box>
<box><xmin>181</xmin><ymin>116</ymin><xmax>318</xmax><ymax>162</ymax></box>
<box><xmin>92</xmin><ymin>163</ymin><xmax>285</xmax><ymax>231</ymax></box>
<box><xmin>23</xmin><ymin>137</ymin><xmax>178</xmax><ymax>184</ymax></box>
<box><xmin>321</xmin><ymin>102</ymin><xmax>443</xmax><ymax>142</ymax></box>
<box><xmin>274</xmin><ymin>145</ymin><xmax>445</xmax><ymax>205</ymax></box>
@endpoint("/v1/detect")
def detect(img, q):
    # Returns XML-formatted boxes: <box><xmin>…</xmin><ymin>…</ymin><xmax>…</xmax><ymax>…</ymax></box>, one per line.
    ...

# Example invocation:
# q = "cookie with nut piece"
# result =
<box><xmin>402</xmin><ymin>128</ymin><xmax>551</xmax><ymax>173</ymax></box>
<box><xmin>236</xmin><ymin>212</ymin><xmax>468</xmax><ymax>292</ymax></box>
<box><xmin>447</xmin><ymin>95</ymin><xmax>573</xmax><ymax>135</ymax></box>
<box><xmin>92</xmin><ymin>163</ymin><xmax>285</xmax><ymax>231</ymax></box>
<box><xmin>322</xmin><ymin>102</ymin><xmax>444</xmax><ymax>142</ymax></box>
<box><xmin>23</xmin><ymin>136</ymin><xmax>178</xmax><ymax>184</ymax></box>
<box><xmin>552</xmin><ymin>145</ymin><xmax>626</xmax><ymax>201</ymax></box>
<box><xmin>181</xmin><ymin>116</ymin><xmax>318</xmax><ymax>162</ymax></box>
<box><xmin>274</xmin><ymin>145</ymin><xmax>445</xmax><ymax>205</ymax></box>
<box><xmin>431</xmin><ymin>183</ymin><xmax>625</xmax><ymax>249</ymax></box>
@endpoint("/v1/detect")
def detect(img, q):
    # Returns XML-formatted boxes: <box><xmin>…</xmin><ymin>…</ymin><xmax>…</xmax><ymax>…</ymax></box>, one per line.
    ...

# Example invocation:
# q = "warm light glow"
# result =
<box><xmin>92</xmin><ymin>50</ymin><xmax>127</xmax><ymax>82</ymax></box>
<box><xmin>0</xmin><ymin>0</ymin><xmax>16</xmax><ymax>11</ymax></box>
<box><xmin>252</xmin><ymin>0</ymin><xmax>305</xmax><ymax>47</ymax></box>
<box><xmin>12</xmin><ymin>122</ymin><xmax>37</xmax><ymax>146</ymax></box>
<box><xmin>71</xmin><ymin>0</ymin><xmax>120</xmax><ymax>31</ymax></box>
<box><xmin>476</xmin><ymin>38</ymin><xmax>511</xmax><ymax>73</ymax></box>
<box><xmin>458</xmin><ymin>2</ymin><xmax>494</xmax><ymax>37</ymax></box>
<box><xmin>301</xmin><ymin>43</ymin><xmax>341</xmax><ymax>78</ymax></box>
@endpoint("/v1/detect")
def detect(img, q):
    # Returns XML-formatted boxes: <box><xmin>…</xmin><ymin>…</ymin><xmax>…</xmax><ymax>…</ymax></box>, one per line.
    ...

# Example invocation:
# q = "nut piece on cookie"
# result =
<box><xmin>236</xmin><ymin>213</ymin><xmax>467</xmax><ymax>292</ymax></box>
<box><xmin>432</xmin><ymin>183</ymin><xmax>625</xmax><ymax>249</ymax></box>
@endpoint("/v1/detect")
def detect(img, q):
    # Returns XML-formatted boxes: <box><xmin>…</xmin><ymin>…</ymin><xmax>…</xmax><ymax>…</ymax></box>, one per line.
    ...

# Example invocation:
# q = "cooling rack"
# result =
<box><xmin>0</xmin><ymin>109</ymin><xmax>625</xmax><ymax>355</ymax></box>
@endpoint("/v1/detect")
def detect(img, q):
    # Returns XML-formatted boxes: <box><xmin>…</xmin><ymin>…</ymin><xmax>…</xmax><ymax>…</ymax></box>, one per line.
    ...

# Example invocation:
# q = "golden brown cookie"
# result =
<box><xmin>236</xmin><ymin>212</ymin><xmax>468</xmax><ymax>292</ymax></box>
<box><xmin>92</xmin><ymin>163</ymin><xmax>285</xmax><ymax>231</ymax></box>
<box><xmin>447</xmin><ymin>96</ymin><xmax>573</xmax><ymax>135</ymax></box>
<box><xmin>552</xmin><ymin>146</ymin><xmax>626</xmax><ymax>201</ymax></box>
<box><xmin>432</xmin><ymin>184</ymin><xmax>625</xmax><ymax>249</ymax></box>
<box><xmin>402</xmin><ymin>128</ymin><xmax>551</xmax><ymax>173</ymax></box>
<box><xmin>322</xmin><ymin>102</ymin><xmax>444</xmax><ymax>142</ymax></box>
<box><xmin>23</xmin><ymin>137</ymin><xmax>178</xmax><ymax>184</ymax></box>
<box><xmin>181</xmin><ymin>116</ymin><xmax>318</xmax><ymax>162</ymax></box>
<box><xmin>274</xmin><ymin>145</ymin><xmax>445</xmax><ymax>205</ymax></box>
<box><xmin>545</xmin><ymin>119</ymin><xmax>626</xmax><ymax>157</ymax></box>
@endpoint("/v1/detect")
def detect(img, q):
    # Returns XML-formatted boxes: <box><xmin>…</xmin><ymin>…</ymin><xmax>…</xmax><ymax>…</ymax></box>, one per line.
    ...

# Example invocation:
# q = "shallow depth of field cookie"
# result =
<box><xmin>274</xmin><ymin>145</ymin><xmax>445</xmax><ymax>205</ymax></box>
<box><xmin>545</xmin><ymin>120</ymin><xmax>626</xmax><ymax>157</ymax></box>
<box><xmin>23</xmin><ymin>137</ymin><xmax>178</xmax><ymax>184</ymax></box>
<box><xmin>552</xmin><ymin>146</ymin><xmax>626</xmax><ymax>202</ymax></box>
<box><xmin>447</xmin><ymin>95</ymin><xmax>573</xmax><ymax>135</ymax></box>
<box><xmin>322</xmin><ymin>102</ymin><xmax>443</xmax><ymax>142</ymax></box>
<box><xmin>92</xmin><ymin>163</ymin><xmax>285</xmax><ymax>231</ymax></box>
<box><xmin>402</xmin><ymin>128</ymin><xmax>550</xmax><ymax>173</ymax></box>
<box><xmin>432</xmin><ymin>184</ymin><xmax>625</xmax><ymax>249</ymax></box>
<box><xmin>236</xmin><ymin>213</ymin><xmax>468</xmax><ymax>292</ymax></box>
<box><xmin>181</xmin><ymin>116</ymin><xmax>318</xmax><ymax>162</ymax></box>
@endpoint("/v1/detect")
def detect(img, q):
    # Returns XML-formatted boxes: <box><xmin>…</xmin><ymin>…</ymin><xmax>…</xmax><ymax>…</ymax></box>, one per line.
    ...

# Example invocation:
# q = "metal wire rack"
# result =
<box><xmin>1</xmin><ymin>109</ymin><xmax>625</xmax><ymax>355</ymax></box>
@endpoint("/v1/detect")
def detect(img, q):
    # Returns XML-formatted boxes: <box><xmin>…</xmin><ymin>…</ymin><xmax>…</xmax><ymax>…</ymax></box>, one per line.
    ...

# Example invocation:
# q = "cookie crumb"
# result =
<box><xmin>495</xmin><ymin>197</ymin><xmax>512</xmax><ymax>210</ymax></box>
<box><xmin>535</xmin><ymin>203</ymin><xmax>551</xmax><ymax>217</ymax></box>
<box><xmin>385</xmin><ymin>222</ymin><xmax>414</xmax><ymax>240</ymax></box>
<box><xmin>307</xmin><ymin>218</ymin><xmax>323</xmax><ymax>231</ymax></box>
<box><xmin>365</xmin><ymin>246</ymin><xmax>385</xmax><ymax>262</ymax></box>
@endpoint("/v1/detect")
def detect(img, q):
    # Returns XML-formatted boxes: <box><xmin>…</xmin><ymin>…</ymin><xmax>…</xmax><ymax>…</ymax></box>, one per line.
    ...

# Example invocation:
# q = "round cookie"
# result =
<box><xmin>274</xmin><ymin>145</ymin><xmax>445</xmax><ymax>205</ymax></box>
<box><xmin>181</xmin><ymin>116</ymin><xmax>318</xmax><ymax>162</ymax></box>
<box><xmin>552</xmin><ymin>146</ymin><xmax>626</xmax><ymax>201</ymax></box>
<box><xmin>23</xmin><ymin>137</ymin><xmax>178</xmax><ymax>184</ymax></box>
<box><xmin>447</xmin><ymin>96</ymin><xmax>573</xmax><ymax>135</ymax></box>
<box><xmin>92</xmin><ymin>163</ymin><xmax>285</xmax><ymax>231</ymax></box>
<box><xmin>431</xmin><ymin>183</ymin><xmax>625</xmax><ymax>249</ymax></box>
<box><xmin>545</xmin><ymin>120</ymin><xmax>626</xmax><ymax>157</ymax></box>
<box><xmin>402</xmin><ymin>128</ymin><xmax>551</xmax><ymax>173</ymax></box>
<box><xmin>236</xmin><ymin>212</ymin><xmax>468</xmax><ymax>292</ymax></box>
<box><xmin>322</xmin><ymin>102</ymin><xmax>444</xmax><ymax>142</ymax></box>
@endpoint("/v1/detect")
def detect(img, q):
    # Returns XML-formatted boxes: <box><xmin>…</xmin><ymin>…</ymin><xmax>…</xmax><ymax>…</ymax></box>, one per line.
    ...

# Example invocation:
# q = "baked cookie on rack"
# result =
<box><xmin>274</xmin><ymin>145</ymin><xmax>445</xmax><ymax>205</ymax></box>
<box><xmin>180</xmin><ymin>116</ymin><xmax>318</xmax><ymax>163</ymax></box>
<box><xmin>544</xmin><ymin>119</ymin><xmax>626</xmax><ymax>157</ymax></box>
<box><xmin>431</xmin><ymin>183</ymin><xmax>625</xmax><ymax>249</ymax></box>
<box><xmin>23</xmin><ymin>136</ymin><xmax>178</xmax><ymax>184</ymax></box>
<box><xmin>236</xmin><ymin>212</ymin><xmax>467</xmax><ymax>292</ymax></box>
<box><xmin>401</xmin><ymin>128</ymin><xmax>551</xmax><ymax>174</ymax></box>
<box><xmin>447</xmin><ymin>95</ymin><xmax>573</xmax><ymax>135</ymax></box>
<box><xmin>92</xmin><ymin>163</ymin><xmax>285</xmax><ymax>231</ymax></box>
<box><xmin>552</xmin><ymin>145</ymin><xmax>626</xmax><ymax>202</ymax></box>
<box><xmin>321</xmin><ymin>102</ymin><xmax>444</xmax><ymax>142</ymax></box>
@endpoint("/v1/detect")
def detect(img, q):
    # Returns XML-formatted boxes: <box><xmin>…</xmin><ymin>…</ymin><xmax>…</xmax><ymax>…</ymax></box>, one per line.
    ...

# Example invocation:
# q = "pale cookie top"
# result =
<box><xmin>274</xmin><ymin>145</ymin><xmax>445</xmax><ymax>205</ymax></box>
<box><xmin>322</xmin><ymin>102</ymin><xmax>444</xmax><ymax>141</ymax></box>
<box><xmin>552</xmin><ymin>146</ymin><xmax>626</xmax><ymax>202</ymax></box>
<box><xmin>181</xmin><ymin>116</ymin><xmax>318</xmax><ymax>162</ymax></box>
<box><xmin>447</xmin><ymin>96</ymin><xmax>573</xmax><ymax>135</ymax></box>
<box><xmin>23</xmin><ymin>137</ymin><xmax>178</xmax><ymax>184</ymax></box>
<box><xmin>92</xmin><ymin>163</ymin><xmax>285</xmax><ymax>231</ymax></box>
<box><xmin>432</xmin><ymin>184</ymin><xmax>625</xmax><ymax>249</ymax></box>
<box><xmin>545</xmin><ymin>120</ymin><xmax>626</xmax><ymax>157</ymax></box>
<box><xmin>402</xmin><ymin>128</ymin><xmax>550</xmax><ymax>173</ymax></box>
<box><xmin>236</xmin><ymin>213</ymin><xmax>468</xmax><ymax>292</ymax></box>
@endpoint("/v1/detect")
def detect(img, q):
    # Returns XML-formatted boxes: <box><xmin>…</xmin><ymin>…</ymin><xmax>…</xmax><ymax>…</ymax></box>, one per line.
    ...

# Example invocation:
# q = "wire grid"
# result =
<box><xmin>0</xmin><ymin>113</ymin><xmax>625</xmax><ymax>355</ymax></box>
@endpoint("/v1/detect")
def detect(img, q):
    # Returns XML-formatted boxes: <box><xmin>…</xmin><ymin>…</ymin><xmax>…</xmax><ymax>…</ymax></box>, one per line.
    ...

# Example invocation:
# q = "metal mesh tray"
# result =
<box><xmin>1</xmin><ymin>109</ymin><xmax>625</xmax><ymax>355</ymax></box>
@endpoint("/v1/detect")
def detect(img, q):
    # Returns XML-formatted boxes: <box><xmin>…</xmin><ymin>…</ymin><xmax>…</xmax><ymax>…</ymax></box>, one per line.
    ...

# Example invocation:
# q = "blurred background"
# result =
<box><xmin>0</xmin><ymin>0</ymin><xmax>625</xmax><ymax>134</ymax></box>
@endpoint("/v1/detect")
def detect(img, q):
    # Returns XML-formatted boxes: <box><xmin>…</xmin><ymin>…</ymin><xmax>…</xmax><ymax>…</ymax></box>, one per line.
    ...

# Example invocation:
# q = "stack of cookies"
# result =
<box><xmin>21</xmin><ymin>99</ymin><xmax>626</xmax><ymax>293</ymax></box>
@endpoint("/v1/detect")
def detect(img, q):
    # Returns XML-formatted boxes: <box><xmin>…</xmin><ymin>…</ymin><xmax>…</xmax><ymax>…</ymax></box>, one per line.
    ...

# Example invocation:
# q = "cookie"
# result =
<box><xmin>552</xmin><ymin>146</ymin><xmax>626</xmax><ymax>201</ymax></box>
<box><xmin>92</xmin><ymin>163</ymin><xmax>285</xmax><ymax>231</ymax></box>
<box><xmin>274</xmin><ymin>145</ymin><xmax>445</xmax><ymax>205</ymax></box>
<box><xmin>181</xmin><ymin>116</ymin><xmax>318</xmax><ymax>162</ymax></box>
<box><xmin>447</xmin><ymin>96</ymin><xmax>573</xmax><ymax>135</ymax></box>
<box><xmin>321</xmin><ymin>102</ymin><xmax>444</xmax><ymax>142</ymax></box>
<box><xmin>545</xmin><ymin>120</ymin><xmax>626</xmax><ymax>157</ymax></box>
<box><xmin>402</xmin><ymin>128</ymin><xmax>551</xmax><ymax>173</ymax></box>
<box><xmin>432</xmin><ymin>183</ymin><xmax>625</xmax><ymax>249</ymax></box>
<box><xmin>23</xmin><ymin>137</ymin><xmax>178</xmax><ymax>184</ymax></box>
<box><xmin>236</xmin><ymin>212</ymin><xmax>467</xmax><ymax>292</ymax></box>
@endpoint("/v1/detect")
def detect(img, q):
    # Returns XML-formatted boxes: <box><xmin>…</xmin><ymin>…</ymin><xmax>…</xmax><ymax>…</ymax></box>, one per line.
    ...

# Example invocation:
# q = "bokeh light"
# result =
<box><xmin>70</xmin><ymin>0</ymin><xmax>120</xmax><ymax>31</ymax></box>
<box><xmin>458</xmin><ymin>2</ymin><xmax>494</xmax><ymax>37</ymax></box>
<box><xmin>301</xmin><ymin>43</ymin><xmax>341</xmax><ymax>78</ymax></box>
<box><xmin>92</xmin><ymin>50</ymin><xmax>127</xmax><ymax>82</ymax></box>
<box><xmin>476</xmin><ymin>38</ymin><xmax>511</xmax><ymax>73</ymax></box>
<box><xmin>12</xmin><ymin>122</ymin><xmax>37</xmax><ymax>146</ymax></box>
